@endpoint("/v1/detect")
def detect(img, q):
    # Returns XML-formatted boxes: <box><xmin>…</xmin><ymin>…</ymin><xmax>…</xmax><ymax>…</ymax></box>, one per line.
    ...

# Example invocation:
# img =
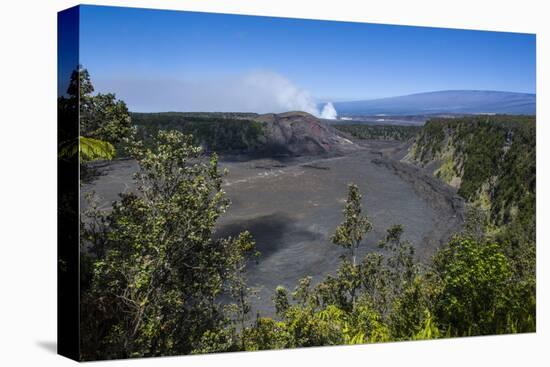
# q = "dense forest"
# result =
<box><xmin>407</xmin><ymin>115</ymin><xmax>535</xmax><ymax>246</ymax></box>
<box><xmin>131</xmin><ymin>112</ymin><xmax>264</xmax><ymax>152</ymax></box>
<box><xmin>73</xmin><ymin>69</ymin><xmax>536</xmax><ymax>360</ymax></box>
<box><xmin>334</xmin><ymin>124</ymin><xmax>421</xmax><ymax>141</ymax></box>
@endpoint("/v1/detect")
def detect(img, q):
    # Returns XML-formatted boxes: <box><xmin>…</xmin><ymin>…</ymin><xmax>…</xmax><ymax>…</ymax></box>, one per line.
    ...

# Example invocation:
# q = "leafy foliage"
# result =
<box><xmin>77</xmin><ymin>67</ymin><xmax>133</xmax><ymax>145</ymax></box>
<box><xmin>80</xmin><ymin>130</ymin><xmax>257</xmax><ymax>360</ymax></box>
<box><xmin>59</xmin><ymin>136</ymin><xmax>115</xmax><ymax>162</ymax></box>
<box><xmin>331</xmin><ymin>184</ymin><xmax>372</xmax><ymax>267</ymax></box>
<box><xmin>434</xmin><ymin>237</ymin><xmax>513</xmax><ymax>335</ymax></box>
<box><xmin>58</xmin><ymin>66</ymin><xmax>133</xmax><ymax>164</ymax></box>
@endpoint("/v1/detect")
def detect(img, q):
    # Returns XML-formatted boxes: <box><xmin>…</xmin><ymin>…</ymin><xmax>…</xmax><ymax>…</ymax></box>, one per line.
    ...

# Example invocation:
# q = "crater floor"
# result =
<box><xmin>81</xmin><ymin>140</ymin><xmax>463</xmax><ymax>318</ymax></box>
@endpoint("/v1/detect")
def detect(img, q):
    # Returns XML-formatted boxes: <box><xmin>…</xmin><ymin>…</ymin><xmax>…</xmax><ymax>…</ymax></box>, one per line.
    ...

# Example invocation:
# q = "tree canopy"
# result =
<box><xmin>80</xmin><ymin>130</ymin><xmax>257</xmax><ymax>359</ymax></box>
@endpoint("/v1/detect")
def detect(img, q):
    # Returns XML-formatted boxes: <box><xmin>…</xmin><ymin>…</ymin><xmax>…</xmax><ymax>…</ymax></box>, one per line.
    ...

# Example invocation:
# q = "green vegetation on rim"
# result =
<box><xmin>334</xmin><ymin>124</ymin><xmax>421</xmax><ymax>141</ymax></box>
<box><xmin>131</xmin><ymin>112</ymin><xmax>265</xmax><ymax>152</ymax></box>
<box><xmin>408</xmin><ymin>115</ymin><xmax>535</xmax><ymax>230</ymax></box>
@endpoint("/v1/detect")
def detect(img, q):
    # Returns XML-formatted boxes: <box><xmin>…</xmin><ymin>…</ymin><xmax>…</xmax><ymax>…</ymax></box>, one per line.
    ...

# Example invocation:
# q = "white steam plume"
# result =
<box><xmin>320</xmin><ymin>102</ymin><xmax>337</xmax><ymax>119</ymax></box>
<box><xmin>95</xmin><ymin>71</ymin><xmax>329</xmax><ymax>117</ymax></box>
<box><xmin>241</xmin><ymin>71</ymin><xmax>320</xmax><ymax>116</ymax></box>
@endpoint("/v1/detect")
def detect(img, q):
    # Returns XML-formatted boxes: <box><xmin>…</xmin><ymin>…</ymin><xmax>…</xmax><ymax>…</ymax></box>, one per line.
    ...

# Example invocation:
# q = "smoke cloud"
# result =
<box><xmin>240</xmin><ymin>71</ymin><xmax>320</xmax><ymax>115</ymax></box>
<box><xmin>320</xmin><ymin>102</ymin><xmax>338</xmax><ymax>119</ymax></box>
<box><xmin>94</xmin><ymin>71</ymin><xmax>338</xmax><ymax>118</ymax></box>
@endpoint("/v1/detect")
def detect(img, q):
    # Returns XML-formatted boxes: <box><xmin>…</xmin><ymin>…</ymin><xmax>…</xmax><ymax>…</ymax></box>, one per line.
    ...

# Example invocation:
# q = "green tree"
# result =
<box><xmin>225</xmin><ymin>231</ymin><xmax>259</xmax><ymax>348</ymax></box>
<box><xmin>75</xmin><ymin>66</ymin><xmax>133</xmax><ymax>145</ymax></box>
<box><xmin>378</xmin><ymin>225</ymin><xmax>416</xmax><ymax>295</ymax></box>
<box><xmin>389</xmin><ymin>275</ymin><xmax>438</xmax><ymax>340</ymax></box>
<box><xmin>273</xmin><ymin>286</ymin><xmax>290</xmax><ymax>316</ymax></box>
<box><xmin>434</xmin><ymin>236</ymin><xmax>513</xmax><ymax>336</ymax></box>
<box><xmin>331</xmin><ymin>183</ymin><xmax>372</xmax><ymax>267</ymax></box>
<box><xmin>67</xmin><ymin>65</ymin><xmax>94</xmax><ymax>99</ymax></box>
<box><xmin>58</xmin><ymin>66</ymin><xmax>132</xmax><ymax>163</ymax></box>
<box><xmin>80</xmin><ymin>130</ymin><xmax>256</xmax><ymax>359</ymax></box>
<box><xmin>463</xmin><ymin>205</ymin><xmax>489</xmax><ymax>242</ymax></box>
<box><xmin>80</xmin><ymin>92</ymin><xmax>133</xmax><ymax>144</ymax></box>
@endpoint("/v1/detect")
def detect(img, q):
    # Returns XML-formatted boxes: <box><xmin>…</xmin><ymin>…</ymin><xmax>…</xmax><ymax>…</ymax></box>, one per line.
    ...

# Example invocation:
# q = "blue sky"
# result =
<box><xmin>77</xmin><ymin>5</ymin><xmax>536</xmax><ymax>112</ymax></box>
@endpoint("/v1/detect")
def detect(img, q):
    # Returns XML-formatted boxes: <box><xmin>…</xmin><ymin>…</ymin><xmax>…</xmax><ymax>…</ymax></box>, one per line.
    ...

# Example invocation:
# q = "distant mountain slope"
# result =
<box><xmin>333</xmin><ymin>90</ymin><xmax>536</xmax><ymax>116</ymax></box>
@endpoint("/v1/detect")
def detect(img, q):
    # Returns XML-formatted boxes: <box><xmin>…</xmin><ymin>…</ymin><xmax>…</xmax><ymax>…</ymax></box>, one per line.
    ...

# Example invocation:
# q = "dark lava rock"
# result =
<box><xmin>254</xmin><ymin>111</ymin><xmax>359</xmax><ymax>156</ymax></box>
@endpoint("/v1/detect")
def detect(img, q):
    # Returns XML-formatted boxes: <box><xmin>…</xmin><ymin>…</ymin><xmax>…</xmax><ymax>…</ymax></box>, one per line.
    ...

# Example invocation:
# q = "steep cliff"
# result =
<box><xmin>405</xmin><ymin>115</ymin><xmax>535</xmax><ymax>234</ymax></box>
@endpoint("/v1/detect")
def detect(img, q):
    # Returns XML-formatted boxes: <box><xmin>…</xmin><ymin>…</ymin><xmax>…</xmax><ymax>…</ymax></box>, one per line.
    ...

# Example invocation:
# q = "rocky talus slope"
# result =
<box><xmin>254</xmin><ymin>111</ymin><xmax>358</xmax><ymax>156</ymax></box>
